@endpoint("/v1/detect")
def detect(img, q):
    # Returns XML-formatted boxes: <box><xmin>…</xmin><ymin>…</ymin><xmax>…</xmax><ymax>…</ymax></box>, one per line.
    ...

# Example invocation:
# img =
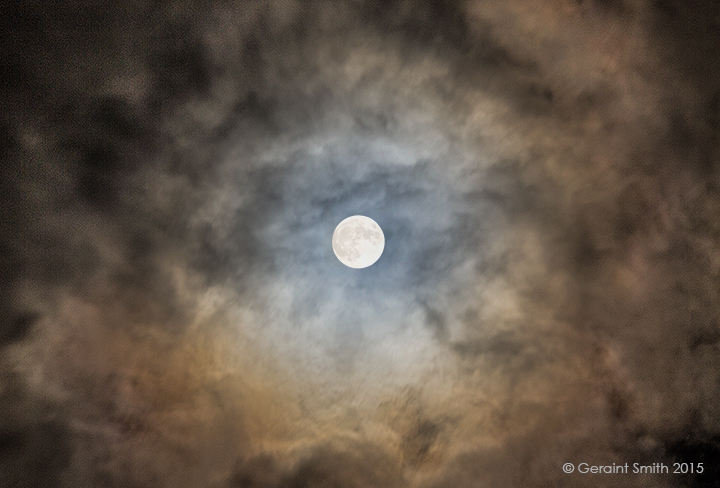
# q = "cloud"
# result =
<box><xmin>1</xmin><ymin>0</ymin><xmax>719</xmax><ymax>487</ymax></box>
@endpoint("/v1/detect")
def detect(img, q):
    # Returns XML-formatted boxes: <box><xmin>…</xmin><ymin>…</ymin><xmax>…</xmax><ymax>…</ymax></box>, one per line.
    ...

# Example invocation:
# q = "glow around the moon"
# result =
<box><xmin>332</xmin><ymin>216</ymin><xmax>385</xmax><ymax>268</ymax></box>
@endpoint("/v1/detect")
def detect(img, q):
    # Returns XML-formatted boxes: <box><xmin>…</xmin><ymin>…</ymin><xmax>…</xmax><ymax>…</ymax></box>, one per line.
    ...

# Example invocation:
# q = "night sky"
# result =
<box><xmin>1</xmin><ymin>1</ymin><xmax>720</xmax><ymax>487</ymax></box>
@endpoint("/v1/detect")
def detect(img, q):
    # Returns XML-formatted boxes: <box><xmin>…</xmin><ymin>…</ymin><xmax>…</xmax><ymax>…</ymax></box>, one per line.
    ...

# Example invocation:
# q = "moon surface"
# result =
<box><xmin>332</xmin><ymin>216</ymin><xmax>385</xmax><ymax>268</ymax></box>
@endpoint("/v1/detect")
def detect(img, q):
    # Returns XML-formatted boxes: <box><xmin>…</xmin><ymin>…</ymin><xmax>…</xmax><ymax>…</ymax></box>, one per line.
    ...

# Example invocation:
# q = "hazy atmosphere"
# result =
<box><xmin>1</xmin><ymin>1</ymin><xmax>720</xmax><ymax>486</ymax></box>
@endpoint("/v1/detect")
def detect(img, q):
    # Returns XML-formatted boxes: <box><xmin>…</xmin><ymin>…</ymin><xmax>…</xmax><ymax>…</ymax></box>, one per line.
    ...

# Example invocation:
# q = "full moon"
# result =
<box><xmin>332</xmin><ymin>215</ymin><xmax>385</xmax><ymax>269</ymax></box>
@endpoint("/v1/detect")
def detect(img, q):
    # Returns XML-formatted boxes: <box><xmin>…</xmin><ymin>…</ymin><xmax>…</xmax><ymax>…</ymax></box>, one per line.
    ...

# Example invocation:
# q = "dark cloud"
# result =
<box><xmin>1</xmin><ymin>0</ymin><xmax>719</xmax><ymax>487</ymax></box>
<box><xmin>0</xmin><ymin>367</ymin><xmax>72</xmax><ymax>488</ymax></box>
<box><xmin>666</xmin><ymin>433</ymin><xmax>720</xmax><ymax>488</ymax></box>
<box><xmin>229</xmin><ymin>442</ymin><xmax>407</xmax><ymax>488</ymax></box>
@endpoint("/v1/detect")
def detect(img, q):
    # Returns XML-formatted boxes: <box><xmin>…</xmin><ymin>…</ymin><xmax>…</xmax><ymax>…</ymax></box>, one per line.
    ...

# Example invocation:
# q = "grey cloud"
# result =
<box><xmin>1</xmin><ymin>0</ymin><xmax>720</xmax><ymax>487</ymax></box>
